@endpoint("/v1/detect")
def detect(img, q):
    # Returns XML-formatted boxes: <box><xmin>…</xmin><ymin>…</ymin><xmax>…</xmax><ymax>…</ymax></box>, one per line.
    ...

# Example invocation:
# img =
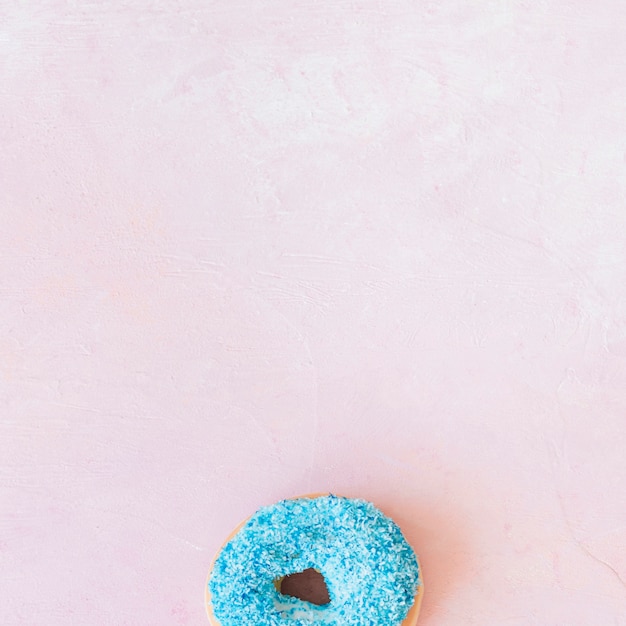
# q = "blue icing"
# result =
<box><xmin>208</xmin><ymin>495</ymin><xmax>420</xmax><ymax>625</ymax></box>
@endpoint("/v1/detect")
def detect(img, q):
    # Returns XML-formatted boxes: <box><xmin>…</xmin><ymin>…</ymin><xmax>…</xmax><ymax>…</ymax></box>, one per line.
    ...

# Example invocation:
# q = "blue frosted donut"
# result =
<box><xmin>206</xmin><ymin>494</ymin><xmax>421</xmax><ymax>625</ymax></box>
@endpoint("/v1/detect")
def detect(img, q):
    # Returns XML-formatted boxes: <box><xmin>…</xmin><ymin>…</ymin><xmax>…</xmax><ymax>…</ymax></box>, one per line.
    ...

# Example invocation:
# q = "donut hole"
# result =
<box><xmin>278</xmin><ymin>568</ymin><xmax>330</xmax><ymax>606</ymax></box>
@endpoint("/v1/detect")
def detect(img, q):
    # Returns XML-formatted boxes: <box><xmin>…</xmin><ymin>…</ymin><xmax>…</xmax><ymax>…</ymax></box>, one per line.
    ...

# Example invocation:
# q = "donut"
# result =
<box><xmin>206</xmin><ymin>494</ymin><xmax>423</xmax><ymax>625</ymax></box>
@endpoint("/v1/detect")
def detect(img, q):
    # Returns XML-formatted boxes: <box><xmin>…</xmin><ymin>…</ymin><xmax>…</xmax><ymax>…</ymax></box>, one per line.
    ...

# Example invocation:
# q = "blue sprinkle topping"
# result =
<box><xmin>208</xmin><ymin>495</ymin><xmax>420</xmax><ymax>625</ymax></box>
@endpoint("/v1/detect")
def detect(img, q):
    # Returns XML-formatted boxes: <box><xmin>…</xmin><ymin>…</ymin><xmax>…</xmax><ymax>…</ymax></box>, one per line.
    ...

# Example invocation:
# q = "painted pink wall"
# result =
<box><xmin>2</xmin><ymin>2</ymin><xmax>626</xmax><ymax>624</ymax></box>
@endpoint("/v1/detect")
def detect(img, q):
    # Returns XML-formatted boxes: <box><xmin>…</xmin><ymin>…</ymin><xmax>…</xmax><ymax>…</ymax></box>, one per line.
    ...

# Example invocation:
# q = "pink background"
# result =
<box><xmin>2</xmin><ymin>2</ymin><xmax>626</xmax><ymax>624</ymax></box>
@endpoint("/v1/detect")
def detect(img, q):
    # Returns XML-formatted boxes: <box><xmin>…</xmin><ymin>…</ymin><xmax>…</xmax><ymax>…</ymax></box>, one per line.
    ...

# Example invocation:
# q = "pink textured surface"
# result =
<box><xmin>2</xmin><ymin>2</ymin><xmax>626</xmax><ymax>624</ymax></box>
